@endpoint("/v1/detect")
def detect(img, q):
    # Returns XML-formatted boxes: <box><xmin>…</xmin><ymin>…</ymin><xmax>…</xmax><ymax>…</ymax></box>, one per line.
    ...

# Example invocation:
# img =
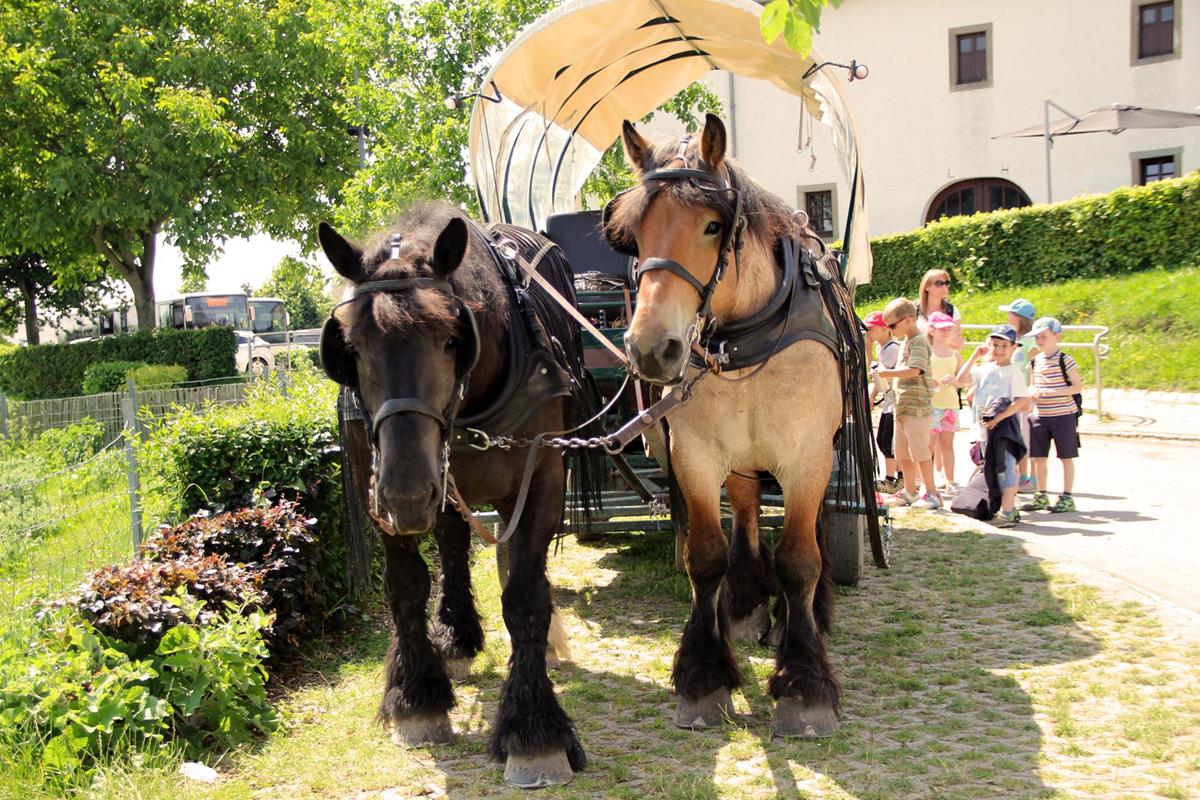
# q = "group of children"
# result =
<box><xmin>865</xmin><ymin>285</ymin><xmax>1084</xmax><ymax>527</ymax></box>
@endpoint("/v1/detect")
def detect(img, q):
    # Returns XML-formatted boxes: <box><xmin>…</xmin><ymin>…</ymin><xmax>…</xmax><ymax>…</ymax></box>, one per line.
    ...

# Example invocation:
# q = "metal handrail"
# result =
<box><xmin>958</xmin><ymin>324</ymin><xmax>1110</xmax><ymax>416</ymax></box>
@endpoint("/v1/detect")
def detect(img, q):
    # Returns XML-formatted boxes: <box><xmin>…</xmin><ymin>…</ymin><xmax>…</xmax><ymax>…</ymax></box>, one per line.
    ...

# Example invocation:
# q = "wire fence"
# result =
<box><xmin>0</xmin><ymin>373</ymin><xmax>280</xmax><ymax>640</ymax></box>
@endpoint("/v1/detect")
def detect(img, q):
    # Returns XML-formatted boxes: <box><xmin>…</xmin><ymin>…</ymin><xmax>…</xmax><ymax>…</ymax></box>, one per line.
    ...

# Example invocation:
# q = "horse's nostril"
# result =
<box><xmin>655</xmin><ymin>336</ymin><xmax>685</xmax><ymax>367</ymax></box>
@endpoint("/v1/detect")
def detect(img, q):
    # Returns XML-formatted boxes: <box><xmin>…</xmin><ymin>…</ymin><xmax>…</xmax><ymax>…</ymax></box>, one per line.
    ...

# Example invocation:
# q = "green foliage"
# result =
<box><xmin>760</xmin><ymin>0</ymin><xmax>841</xmax><ymax>55</ymax></box>
<box><xmin>27</xmin><ymin>418</ymin><xmax>104</xmax><ymax>471</ymax></box>
<box><xmin>0</xmin><ymin>253</ymin><xmax>119</xmax><ymax>343</ymax></box>
<box><xmin>0</xmin><ymin>602</ymin><xmax>275</xmax><ymax>790</ymax></box>
<box><xmin>138</xmin><ymin>372</ymin><xmax>349</xmax><ymax>601</ymax></box>
<box><xmin>275</xmin><ymin>348</ymin><xmax>321</xmax><ymax>370</ymax></box>
<box><xmin>256</xmin><ymin>256</ymin><xmax>332</xmax><ymax>330</ymax></box>
<box><xmin>127</xmin><ymin>363</ymin><xmax>188</xmax><ymax>390</ymax></box>
<box><xmin>860</xmin><ymin>172</ymin><xmax>1200</xmax><ymax>303</ymax></box>
<box><xmin>82</xmin><ymin>361</ymin><xmax>147</xmax><ymax>395</ymax></box>
<box><xmin>0</xmin><ymin>327</ymin><xmax>235</xmax><ymax>399</ymax></box>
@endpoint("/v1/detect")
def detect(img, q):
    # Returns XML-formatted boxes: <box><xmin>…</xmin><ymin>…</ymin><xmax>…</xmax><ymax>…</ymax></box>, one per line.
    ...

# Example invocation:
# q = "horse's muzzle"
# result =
<box><xmin>377</xmin><ymin>481</ymin><xmax>439</xmax><ymax>534</ymax></box>
<box><xmin>624</xmin><ymin>330</ymin><xmax>688</xmax><ymax>386</ymax></box>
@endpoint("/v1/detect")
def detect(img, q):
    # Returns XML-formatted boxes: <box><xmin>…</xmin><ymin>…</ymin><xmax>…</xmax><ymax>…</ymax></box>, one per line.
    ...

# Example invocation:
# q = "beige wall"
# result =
<box><xmin>707</xmin><ymin>0</ymin><xmax>1200</xmax><ymax>237</ymax></box>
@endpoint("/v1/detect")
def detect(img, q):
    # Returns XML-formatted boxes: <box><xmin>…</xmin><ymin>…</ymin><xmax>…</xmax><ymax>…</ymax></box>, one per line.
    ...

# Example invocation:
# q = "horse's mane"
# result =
<box><xmin>343</xmin><ymin>202</ymin><xmax>508</xmax><ymax>342</ymax></box>
<box><xmin>604</xmin><ymin>138</ymin><xmax>826</xmax><ymax>260</ymax></box>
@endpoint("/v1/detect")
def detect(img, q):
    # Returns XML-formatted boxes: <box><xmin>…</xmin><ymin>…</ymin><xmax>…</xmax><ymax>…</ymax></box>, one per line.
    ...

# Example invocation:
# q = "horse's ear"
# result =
<box><xmin>319</xmin><ymin>316</ymin><xmax>357</xmax><ymax>387</ymax></box>
<box><xmin>621</xmin><ymin>119</ymin><xmax>652</xmax><ymax>175</ymax></box>
<box><xmin>432</xmin><ymin>217</ymin><xmax>468</xmax><ymax>279</ymax></box>
<box><xmin>319</xmin><ymin>222</ymin><xmax>364</xmax><ymax>281</ymax></box>
<box><xmin>700</xmin><ymin>113</ymin><xmax>726</xmax><ymax>170</ymax></box>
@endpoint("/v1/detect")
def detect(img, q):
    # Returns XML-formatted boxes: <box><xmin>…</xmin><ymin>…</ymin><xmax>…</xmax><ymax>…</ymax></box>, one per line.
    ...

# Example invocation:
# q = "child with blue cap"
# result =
<box><xmin>999</xmin><ymin>298</ymin><xmax>1039</xmax><ymax>492</ymax></box>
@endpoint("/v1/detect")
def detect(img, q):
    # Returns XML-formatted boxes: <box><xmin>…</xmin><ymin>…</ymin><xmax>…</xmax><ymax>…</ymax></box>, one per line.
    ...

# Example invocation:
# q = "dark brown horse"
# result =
<box><xmin>319</xmin><ymin>203</ymin><xmax>601</xmax><ymax>788</ymax></box>
<box><xmin>604</xmin><ymin>114</ymin><xmax>856</xmax><ymax>737</ymax></box>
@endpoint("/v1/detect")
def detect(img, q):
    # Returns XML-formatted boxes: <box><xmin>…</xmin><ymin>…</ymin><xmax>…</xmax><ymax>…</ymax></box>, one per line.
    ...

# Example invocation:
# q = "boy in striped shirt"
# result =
<box><xmin>1023</xmin><ymin>317</ymin><xmax>1083</xmax><ymax>513</ymax></box>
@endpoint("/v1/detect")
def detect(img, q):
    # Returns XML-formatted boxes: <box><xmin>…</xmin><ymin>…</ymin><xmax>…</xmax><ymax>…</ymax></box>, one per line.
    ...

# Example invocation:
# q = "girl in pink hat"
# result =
<box><xmin>927</xmin><ymin>311</ymin><xmax>963</xmax><ymax>491</ymax></box>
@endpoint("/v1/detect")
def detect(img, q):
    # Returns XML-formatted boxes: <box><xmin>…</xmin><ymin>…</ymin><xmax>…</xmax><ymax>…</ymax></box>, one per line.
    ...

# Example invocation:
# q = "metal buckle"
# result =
<box><xmin>495</xmin><ymin>236</ymin><xmax>519</xmax><ymax>262</ymax></box>
<box><xmin>463</xmin><ymin>428</ymin><xmax>493</xmax><ymax>450</ymax></box>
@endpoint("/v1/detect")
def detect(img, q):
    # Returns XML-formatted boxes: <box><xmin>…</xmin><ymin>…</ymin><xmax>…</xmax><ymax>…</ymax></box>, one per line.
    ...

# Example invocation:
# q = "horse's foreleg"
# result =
<box><xmin>672</xmin><ymin>467</ymin><xmax>740</xmax><ymax>728</ymax></box>
<box><xmin>431</xmin><ymin>512</ymin><xmax>484</xmax><ymax>682</ymax></box>
<box><xmin>769</xmin><ymin>478</ymin><xmax>840</xmax><ymax>738</ymax></box>
<box><xmin>379</xmin><ymin>533</ymin><xmax>455</xmax><ymax>745</ymax></box>
<box><xmin>491</xmin><ymin>465</ymin><xmax>583</xmax><ymax>788</ymax></box>
<box><xmin>724</xmin><ymin>473</ymin><xmax>776</xmax><ymax>644</ymax></box>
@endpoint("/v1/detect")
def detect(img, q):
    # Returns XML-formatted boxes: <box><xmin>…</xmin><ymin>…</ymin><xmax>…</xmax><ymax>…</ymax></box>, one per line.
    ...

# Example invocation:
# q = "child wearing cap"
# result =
<box><xmin>874</xmin><ymin>298</ymin><xmax>942</xmax><ymax>510</ymax></box>
<box><xmin>999</xmin><ymin>297</ymin><xmax>1040</xmax><ymax>493</ymax></box>
<box><xmin>864</xmin><ymin>311</ymin><xmax>902</xmax><ymax>490</ymax></box>
<box><xmin>926</xmin><ymin>311</ymin><xmax>962</xmax><ymax>491</ymax></box>
<box><xmin>955</xmin><ymin>325</ymin><xmax>1032</xmax><ymax>527</ymax></box>
<box><xmin>1023</xmin><ymin>317</ymin><xmax>1083</xmax><ymax>513</ymax></box>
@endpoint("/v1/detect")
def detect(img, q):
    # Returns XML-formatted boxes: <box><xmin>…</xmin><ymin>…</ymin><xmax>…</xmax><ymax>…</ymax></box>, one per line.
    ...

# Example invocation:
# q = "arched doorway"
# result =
<box><xmin>926</xmin><ymin>178</ymin><xmax>1031</xmax><ymax>223</ymax></box>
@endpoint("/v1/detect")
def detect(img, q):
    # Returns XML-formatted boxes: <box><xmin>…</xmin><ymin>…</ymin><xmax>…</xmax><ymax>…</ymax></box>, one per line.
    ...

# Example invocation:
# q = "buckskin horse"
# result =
<box><xmin>319</xmin><ymin>204</ymin><xmax>604</xmax><ymax>788</ymax></box>
<box><xmin>603</xmin><ymin>113</ymin><xmax>872</xmax><ymax>737</ymax></box>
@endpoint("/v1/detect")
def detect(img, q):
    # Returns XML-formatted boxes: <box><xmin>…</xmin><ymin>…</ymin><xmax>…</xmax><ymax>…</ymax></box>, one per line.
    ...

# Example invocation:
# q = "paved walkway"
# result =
<box><xmin>1080</xmin><ymin>387</ymin><xmax>1200</xmax><ymax>440</ymax></box>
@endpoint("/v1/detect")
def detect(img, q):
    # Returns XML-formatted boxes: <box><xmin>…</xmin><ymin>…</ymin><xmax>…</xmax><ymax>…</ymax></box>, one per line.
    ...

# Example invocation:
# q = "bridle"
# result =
<box><xmin>602</xmin><ymin>135</ymin><xmax>747</xmax><ymax>383</ymax></box>
<box><xmin>326</xmin><ymin>234</ymin><xmax>481</xmax><ymax>513</ymax></box>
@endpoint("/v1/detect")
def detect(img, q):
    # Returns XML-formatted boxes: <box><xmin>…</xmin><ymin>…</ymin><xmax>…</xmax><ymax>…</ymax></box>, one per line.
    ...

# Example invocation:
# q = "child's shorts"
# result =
<box><xmin>998</xmin><ymin>451</ymin><xmax>1019</xmax><ymax>490</ymax></box>
<box><xmin>894</xmin><ymin>413</ymin><xmax>933</xmax><ymax>462</ymax></box>
<box><xmin>1030</xmin><ymin>414</ymin><xmax>1079</xmax><ymax>459</ymax></box>
<box><xmin>930</xmin><ymin>408</ymin><xmax>958</xmax><ymax>434</ymax></box>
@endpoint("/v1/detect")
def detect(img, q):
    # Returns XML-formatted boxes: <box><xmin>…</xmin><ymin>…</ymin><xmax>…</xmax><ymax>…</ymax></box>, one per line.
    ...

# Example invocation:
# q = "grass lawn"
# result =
<box><xmin>57</xmin><ymin>513</ymin><xmax>1200</xmax><ymax>800</ymax></box>
<box><xmin>857</xmin><ymin>267</ymin><xmax>1200</xmax><ymax>391</ymax></box>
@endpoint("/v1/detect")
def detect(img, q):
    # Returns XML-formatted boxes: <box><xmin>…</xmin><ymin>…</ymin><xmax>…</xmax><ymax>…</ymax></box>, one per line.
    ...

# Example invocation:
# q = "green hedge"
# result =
<box><xmin>0</xmin><ymin>327</ymin><xmax>236</xmax><ymax>400</ymax></box>
<box><xmin>127</xmin><ymin>363</ymin><xmax>188</xmax><ymax>390</ymax></box>
<box><xmin>860</xmin><ymin>171</ymin><xmax>1200</xmax><ymax>302</ymax></box>
<box><xmin>81</xmin><ymin>360</ymin><xmax>147</xmax><ymax>395</ymax></box>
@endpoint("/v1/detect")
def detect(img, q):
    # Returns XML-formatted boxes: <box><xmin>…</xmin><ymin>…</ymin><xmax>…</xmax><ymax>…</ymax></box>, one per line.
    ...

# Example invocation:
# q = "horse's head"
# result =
<box><xmin>319</xmin><ymin>215</ymin><xmax>479</xmax><ymax>534</ymax></box>
<box><xmin>603</xmin><ymin>113</ymin><xmax>744</xmax><ymax>384</ymax></box>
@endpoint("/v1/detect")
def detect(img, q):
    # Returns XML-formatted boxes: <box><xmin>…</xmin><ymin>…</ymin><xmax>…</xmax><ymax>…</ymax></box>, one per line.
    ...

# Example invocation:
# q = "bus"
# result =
<box><xmin>248</xmin><ymin>297</ymin><xmax>290</xmax><ymax>344</ymax></box>
<box><xmin>156</xmin><ymin>293</ymin><xmax>251</xmax><ymax>331</ymax></box>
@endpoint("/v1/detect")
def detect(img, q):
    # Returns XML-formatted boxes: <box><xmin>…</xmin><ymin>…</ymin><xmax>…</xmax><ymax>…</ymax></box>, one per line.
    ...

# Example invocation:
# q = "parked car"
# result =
<box><xmin>235</xmin><ymin>331</ymin><xmax>274</xmax><ymax>376</ymax></box>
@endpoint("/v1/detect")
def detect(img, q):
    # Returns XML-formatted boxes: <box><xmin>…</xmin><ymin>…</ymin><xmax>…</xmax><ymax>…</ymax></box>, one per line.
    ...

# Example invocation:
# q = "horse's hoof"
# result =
<box><xmin>503</xmin><ymin>749</ymin><xmax>574</xmax><ymax>789</ymax></box>
<box><xmin>392</xmin><ymin>712</ymin><xmax>453</xmax><ymax>746</ymax></box>
<box><xmin>674</xmin><ymin>688</ymin><xmax>733</xmax><ymax>728</ymax></box>
<box><xmin>445</xmin><ymin>657</ymin><xmax>473</xmax><ymax>683</ymax></box>
<box><xmin>729</xmin><ymin>604</ymin><xmax>769</xmax><ymax>644</ymax></box>
<box><xmin>772</xmin><ymin>697</ymin><xmax>839</xmax><ymax>738</ymax></box>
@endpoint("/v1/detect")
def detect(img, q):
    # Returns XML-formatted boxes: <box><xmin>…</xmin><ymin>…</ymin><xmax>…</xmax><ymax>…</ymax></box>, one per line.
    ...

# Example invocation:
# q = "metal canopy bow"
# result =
<box><xmin>467</xmin><ymin>0</ymin><xmax>872</xmax><ymax>286</ymax></box>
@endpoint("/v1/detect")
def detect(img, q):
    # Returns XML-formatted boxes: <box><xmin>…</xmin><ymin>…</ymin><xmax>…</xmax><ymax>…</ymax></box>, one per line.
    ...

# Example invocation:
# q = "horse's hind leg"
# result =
<box><xmin>724</xmin><ymin>473</ymin><xmax>776</xmax><ymax>644</ymax></box>
<box><xmin>431</xmin><ymin>513</ymin><xmax>484</xmax><ymax>682</ymax></box>
<box><xmin>769</xmin><ymin>473</ymin><xmax>841</xmax><ymax>738</ymax></box>
<box><xmin>672</xmin><ymin>461</ymin><xmax>741</xmax><ymax>728</ymax></box>
<box><xmin>379</xmin><ymin>533</ymin><xmax>455</xmax><ymax>746</ymax></box>
<box><xmin>491</xmin><ymin>463</ymin><xmax>583</xmax><ymax>788</ymax></box>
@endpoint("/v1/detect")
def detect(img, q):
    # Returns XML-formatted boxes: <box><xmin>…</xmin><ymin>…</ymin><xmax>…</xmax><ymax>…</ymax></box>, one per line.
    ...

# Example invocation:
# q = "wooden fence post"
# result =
<box><xmin>0</xmin><ymin>393</ymin><xmax>7</xmax><ymax>439</ymax></box>
<box><xmin>123</xmin><ymin>378</ymin><xmax>144</xmax><ymax>552</ymax></box>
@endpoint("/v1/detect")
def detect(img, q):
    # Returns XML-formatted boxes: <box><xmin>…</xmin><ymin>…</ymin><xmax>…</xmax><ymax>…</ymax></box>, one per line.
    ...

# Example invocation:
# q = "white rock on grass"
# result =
<box><xmin>178</xmin><ymin>761</ymin><xmax>218</xmax><ymax>783</ymax></box>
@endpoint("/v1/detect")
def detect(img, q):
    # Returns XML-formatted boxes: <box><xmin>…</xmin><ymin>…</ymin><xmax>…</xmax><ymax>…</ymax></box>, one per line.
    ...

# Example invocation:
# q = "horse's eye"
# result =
<box><xmin>445</xmin><ymin>336</ymin><xmax>459</xmax><ymax>353</ymax></box>
<box><xmin>704</xmin><ymin>220</ymin><xmax>722</xmax><ymax>236</ymax></box>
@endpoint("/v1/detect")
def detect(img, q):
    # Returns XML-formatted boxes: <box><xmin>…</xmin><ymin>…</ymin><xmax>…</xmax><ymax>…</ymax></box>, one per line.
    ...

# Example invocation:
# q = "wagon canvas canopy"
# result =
<box><xmin>468</xmin><ymin>0</ymin><xmax>873</xmax><ymax>285</ymax></box>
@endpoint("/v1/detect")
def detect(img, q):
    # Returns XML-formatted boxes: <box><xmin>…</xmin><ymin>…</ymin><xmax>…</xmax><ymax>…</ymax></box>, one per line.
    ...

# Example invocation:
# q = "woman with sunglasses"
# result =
<box><xmin>916</xmin><ymin>269</ymin><xmax>960</xmax><ymax>333</ymax></box>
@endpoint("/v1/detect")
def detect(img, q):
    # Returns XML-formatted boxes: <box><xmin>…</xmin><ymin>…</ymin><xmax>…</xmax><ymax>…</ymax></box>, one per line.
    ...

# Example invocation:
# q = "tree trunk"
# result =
<box><xmin>92</xmin><ymin>224</ymin><xmax>159</xmax><ymax>330</ymax></box>
<box><xmin>17</xmin><ymin>279</ymin><xmax>39</xmax><ymax>345</ymax></box>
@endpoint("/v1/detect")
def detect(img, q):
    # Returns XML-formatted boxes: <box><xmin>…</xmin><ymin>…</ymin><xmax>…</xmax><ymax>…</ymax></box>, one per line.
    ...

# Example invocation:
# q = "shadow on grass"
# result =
<box><xmin>556</xmin><ymin>525</ymin><xmax>1101</xmax><ymax>799</ymax></box>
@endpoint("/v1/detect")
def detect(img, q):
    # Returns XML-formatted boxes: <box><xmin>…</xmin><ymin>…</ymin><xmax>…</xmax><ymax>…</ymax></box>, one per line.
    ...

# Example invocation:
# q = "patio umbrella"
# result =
<box><xmin>994</xmin><ymin>102</ymin><xmax>1200</xmax><ymax>202</ymax></box>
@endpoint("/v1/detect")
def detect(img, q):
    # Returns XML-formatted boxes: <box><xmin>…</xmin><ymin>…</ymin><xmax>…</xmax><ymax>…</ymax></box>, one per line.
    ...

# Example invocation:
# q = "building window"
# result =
<box><xmin>1138</xmin><ymin>155</ymin><xmax>1177</xmax><ymax>184</ymax></box>
<box><xmin>926</xmin><ymin>179</ymin><xmax>1031</xmax><ymax>223</ymax></box>
<box><xmin>948</xmin><ymin>24</ymin><xmax>993</xmax><ymax>90</ymax></box>
<box><xmin>1139</xmin><ymin>2</ymin><xmax>1175</xmax><ymax>58</ymax></box>
<box><xmin>957</xmin><ymin>32</ymin><xmax>988</xmax><ymax>84</ymax></box>
<box><xmin>798</xmin><ymin>186</ymin><xmax>837</xmax><ymax>239</ymax></box>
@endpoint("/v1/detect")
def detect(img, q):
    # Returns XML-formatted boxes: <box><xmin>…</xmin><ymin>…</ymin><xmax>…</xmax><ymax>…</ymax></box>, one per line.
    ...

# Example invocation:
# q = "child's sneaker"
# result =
<box><xmin>913</xmin><ymin>493</ymin><xmax>943</xmax><ymax>510</ymax></box>
<box><xmin>994</xmin><ymin>509</ymin><xmax>1020</xmax><ymax>528</ymax></box>
<box><xmin>1018</xmin><ymin>476</ymin><xmax>1038</xmax><ymax>494</ymax></box>
<box><xmin>1021</xmin><ymin>492</ymin><xmax>1050</xmax><ymax>512</ymax></box>
<box><xmin>887</xmin><ymin>490</ymin><xmax>918</xmax><ymax>507</ymax></box>
<box><xmin>876</xmin><ymin>476</ymin><xmax>898</xmax><ymax>493</ymax></box>
<box><xmin>1049</xmin><ymin>495</ymin><xmax>1076</xmax><ymax>513</ymax></box>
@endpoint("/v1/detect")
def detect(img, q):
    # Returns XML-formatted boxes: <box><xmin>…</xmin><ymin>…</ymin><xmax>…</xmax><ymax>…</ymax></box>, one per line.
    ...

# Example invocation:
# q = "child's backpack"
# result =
<box><xmin>1057</xmin><ymin>352</ymin><xmax>1084</xmax><ymax>419</ymax></box>
<box><xmin>950</xmin><ymin>466</ymin><xmax>992</xmax><ymax>521</ymax></box>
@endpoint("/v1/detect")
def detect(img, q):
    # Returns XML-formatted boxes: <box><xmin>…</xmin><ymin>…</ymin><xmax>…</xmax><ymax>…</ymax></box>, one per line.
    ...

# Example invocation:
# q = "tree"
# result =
<box><xmin>0</xmin><ymin>0</ymin><xmax>359</xmax><ymax>330</ymax></box>
<box><xmin>760</xmin><ymin>0</ymin><xmax>843</xmax><ymax>56</ymax></box>
<box><xmin>255</xmin><ymin>256</ymin><xmax>332</xmax><ymax>330</ymax></box>
<box><xmin>0</xmin><ymin>253</ymin><xmax>120</xmax><ymax>345</ymax></box>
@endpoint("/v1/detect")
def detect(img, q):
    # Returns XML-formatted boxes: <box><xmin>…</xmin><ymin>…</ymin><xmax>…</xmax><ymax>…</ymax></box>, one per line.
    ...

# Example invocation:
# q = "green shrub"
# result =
<box><xmin>0</xmin><ymin>327</ymin><xmax>236</xmax><ymax>400</ymax></box>
<box><xmin>0</xmin><ymin>602</ymin><xmax>275</xmax><ymax>788</ymax></box>
<box><xmin>274</xmin><ymin>347</ymin><xmax>321</xmax><ymax>370</ymax></box>
<box><xmin>81</xmin><ymin>360</ymin><xmax>147</xmax><ymax>395</ymax></box>
<box><xmin>28</xmin><ymin>418</ymin><xmax>105</xmax><ymax>471</ymax></box>
<box><xmin>127</xmin><ymin>363</ymin><xmax>188</xmax><ymax>390</ymax></box>
<box><xmin>860</xmin><ymin>171</ymin><xmax>1200</xmax><ymax>302</ymax></box>
<box><xmin>138</xmin><ymin>373</ymin><xmax>350</xmax><ymax>605</ymax></box>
